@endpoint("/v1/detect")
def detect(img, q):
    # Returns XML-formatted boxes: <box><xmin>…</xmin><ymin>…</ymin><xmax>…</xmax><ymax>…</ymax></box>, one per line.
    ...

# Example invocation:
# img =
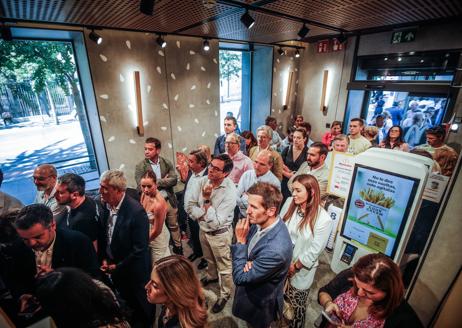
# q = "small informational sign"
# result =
<box><xmin>317</xmin><ymin>40</ymin><xmax>331</xmax><ymax>53</ymax></box>
<box><xmin>327</xmin><ymin>152</ymin><xmax>356</xmax><ymax>198</ymax></box>
<box><xmin>391</xmin><ymin>30</ymin><xmax>416</xmax><ymax>44</ymax></box>
<box><xmin>332</xmin><ymin>38</ymin><xmax>345</xmax><ymax>51</ymax></box>
<box><xmin>422</xmin><ymin>173</ymin><xmax>449</xmax><ymax>203</ymax></box>
<box><xmin>326</xmin><ymin>205</ymin><xmax>343</xmax><ymax>251</ymax></box>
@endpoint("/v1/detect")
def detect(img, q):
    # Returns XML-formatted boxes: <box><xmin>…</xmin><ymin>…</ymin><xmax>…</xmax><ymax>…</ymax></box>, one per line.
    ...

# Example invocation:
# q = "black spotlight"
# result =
<box><xmin>295</xmin><ymin>49</ymin><xmax>300</xmax><ymax>58</ymax></box>
<box><xmin>277</xmin><ymin>47</ymin><xmax>285</xmax><ymax>56</ymax></box>
<box><xmin>1</xmin><ymin>26</ymin><xmax>13</xmax><ymax>41</ymax></box>
<box><xmin>240</xmin><ymin>10</ymin><xmax>255</xmax><ymax>29</ymax></box>
<box><xmin>203</xmin><ymin>39</ymin><xmax>210</xmax><ymax>51</ymax></box>
<box><xmin>89</xmin><ymin>30</ymin><xmax>102</xmax><ymax>45</ymax></box>
<box><xmin>140</xmin><ymin>0</ymin><xmax>155</xmax><ymax>16</ymax></box>
<box><xmin>336</xmin><ymin>33</ymin><xmax>347</xmax><ymax>44</ymax></box>
<box><xmin>297</xmin><ymin>24</ymin><xmax>310</xmax><ymax>39</ymax></box>
<box><xmin>156</xmin><ymin>35</ymin><xmax>166</xmax><ymax>48</ymax></box>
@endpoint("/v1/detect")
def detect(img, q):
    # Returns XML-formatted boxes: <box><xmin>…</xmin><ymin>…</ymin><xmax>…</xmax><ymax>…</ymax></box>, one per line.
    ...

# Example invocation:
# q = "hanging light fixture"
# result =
<box><xmin>156</xmin><ymin>35</ymin><xmax>166</xmax><ymax>48</ymax></box>
<box><xmin>89</xmin><ymin>30</ymin><xmax>102</xmax><ymax>45</ymax></box>
<box><xmin>297</xmin><ymin>24</ymin><xmax>310</xmax><ymax>39</ymax></box>
<box><xmin>240</xmin><ymin>10</ymin><xmax>255</xmax><ymax>29</ymax></box>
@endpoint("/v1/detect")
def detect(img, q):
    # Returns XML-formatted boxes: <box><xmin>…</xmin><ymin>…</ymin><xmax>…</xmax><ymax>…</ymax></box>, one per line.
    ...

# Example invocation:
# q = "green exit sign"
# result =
<box><xmin>391</xmin><ymin>30</ymin><xmax>416</xmax><ymax>44</ymax></box>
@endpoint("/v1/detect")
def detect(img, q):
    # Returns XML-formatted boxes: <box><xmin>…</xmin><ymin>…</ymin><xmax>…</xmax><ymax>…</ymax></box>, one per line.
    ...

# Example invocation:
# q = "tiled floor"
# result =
<box><xmin>178</xmin><ymin>240</ymin><xmax>337</xmax><ymax>328</ymax></box>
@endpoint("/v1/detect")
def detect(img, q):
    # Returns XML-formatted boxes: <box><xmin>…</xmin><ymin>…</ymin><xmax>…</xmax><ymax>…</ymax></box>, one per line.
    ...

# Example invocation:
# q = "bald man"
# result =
<box><xmin>33</xmin><ymin>164</ymin><xmax>66</xmax><ymax>222</ymax></box>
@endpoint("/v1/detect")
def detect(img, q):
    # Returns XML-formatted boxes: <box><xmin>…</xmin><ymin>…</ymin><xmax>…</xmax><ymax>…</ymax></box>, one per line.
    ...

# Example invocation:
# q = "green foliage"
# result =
<box><xmin>0</xmin><ymin>40</ymin><xmax>77</xmax><ymax>94</ymax></box>
<box><xmin>219</xmin><ymin>50</ymin><xmax>241</xmax><ymax>82</ymax></box>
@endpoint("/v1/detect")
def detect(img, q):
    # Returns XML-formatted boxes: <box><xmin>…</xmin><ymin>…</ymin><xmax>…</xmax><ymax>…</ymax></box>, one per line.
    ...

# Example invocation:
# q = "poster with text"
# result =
<box><xmin>342</xmin><ymin>166</ymin><xmax>417</xmax><ymax>256</ymax></box>
<box><xmin>327</xmin><ymin>152</ymin><xmax>355</xmax><ymax>198</ymax></box>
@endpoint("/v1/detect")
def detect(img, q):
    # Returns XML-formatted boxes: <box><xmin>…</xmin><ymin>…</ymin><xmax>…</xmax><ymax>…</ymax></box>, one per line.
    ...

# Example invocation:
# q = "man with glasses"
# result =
<box><xmin>214</xmin><ymin>116</ymin><xmax>247</xmax><ymax>155</ymax></box>
<box><xmin>237</xmin><ymin>150</ymin><xmax>281</xmax><ymax>216</ymax></box>
<box><xmin>225</xmin><ymin>133</ymin><xmax>253</xmax><ymax>184</ymax></box>
<box><xmin>186</xmin><ymin>153</ymin><xmax>237</xmax><ymax>313</ymax></box>
<box><xmin>33</xmin><ymin>164</ymin><xmax>66</xmax><ymax>223</ymax></box>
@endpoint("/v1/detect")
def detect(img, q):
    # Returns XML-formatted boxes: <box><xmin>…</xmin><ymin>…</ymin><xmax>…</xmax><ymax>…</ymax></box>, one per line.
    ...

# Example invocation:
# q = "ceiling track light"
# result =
<box><xmin>1</xmin><ymin>26</ymin><xmax>13</xmax><ymax>41</ymax></box>
<box><xmin>295</xmin><ymin>49</ymin><xmax>300</xmax><ymax>58</ymax></box>
<box><xmin>89</xmin><ymin>30</ymin><xmax>102</xmax><ymax>45</ymax></box>
<box><xmin>240</xmin><ymin>10</ymin><xmax>255</xmax><ymax>29</ymax></box>
<box><xmin>297</xmin><ymin>24</ymin><xmax>310</xmax><ymax>39</ymax></box>
<box><xmin>336</xmin><ymin>33</ymin><xmax>347</xmax><ymax>44</ymax></box>
<box><xmin>203</xmin><ymin>39</ymin><xmax>210</xmax><ymax>51</ymax></box>
<box><xmin>140</xmin><ymin>0</ymin><xmax>155</xmax><ymax>16</ymax></box>
<box><xmin>277</xmin><ymin>47</ymin><xmax>285</xmax><ymax>56</ymax></box>
<box><xmin>156</xmin><ymin>35</ymin><xmax>166</xmax><ymax>48</ymax></box>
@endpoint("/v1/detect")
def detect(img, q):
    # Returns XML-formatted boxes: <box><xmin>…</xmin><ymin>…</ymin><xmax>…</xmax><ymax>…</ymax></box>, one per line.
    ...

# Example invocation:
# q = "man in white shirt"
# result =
<box><xmin>347</xmin><ymin>118</ymin><xmax>371</xmax><ymax>155</ymax></box>
<box><xmin>237</xmin><ymin>150</ymin><xmax>280</xmax><ymax>216</ymax></box>
<box><xmin>33</xmin><ymin>164</ymin><xmax>66</xmax><ymax>223</ymax></box>
<box><xmin>226</xmin><ymin>133</ymin><xmax>253</xmax><ymax>184</ymax></box>
<box><xmin>288</xmin><ymin>142</ymin><xmax>329</xmax><ymax>197</ymax></box>
<box><xmin>186</xmin><ymin>153</ymin><xmax>237</xmax><ymax>313</ymax></box>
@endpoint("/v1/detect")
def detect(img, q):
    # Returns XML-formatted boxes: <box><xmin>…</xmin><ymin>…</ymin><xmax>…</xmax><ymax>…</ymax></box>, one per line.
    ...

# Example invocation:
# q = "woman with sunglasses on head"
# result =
<box><xmin>139</xmin><ymin>171</ymin><xmax>170</xmax><ymax>264</ymax></box>
<box><xmin>318</xmin><ymin>253</ymin><xmax>423</xmax><ymax>328</ymax></box>
<box><xmin>379</xmin><ymin>125</ymin><xmax>409</xmax><ymax>152</ymax></box>
<box><xmin>145</xmin><ymin>255</ymin><xmax>208</xmax><ymax>328</ymax></box>
<box><xmin>279</xmin><ymin>174</ymin><xmax>333</xmax><ymax>327</ymax></box>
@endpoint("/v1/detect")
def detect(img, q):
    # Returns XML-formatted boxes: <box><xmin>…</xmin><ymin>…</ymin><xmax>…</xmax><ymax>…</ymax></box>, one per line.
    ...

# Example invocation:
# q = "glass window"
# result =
<box><xmin>0</xmin><ymin>37</ymin><xmax>103</xmax><ymax>204</ymax></box>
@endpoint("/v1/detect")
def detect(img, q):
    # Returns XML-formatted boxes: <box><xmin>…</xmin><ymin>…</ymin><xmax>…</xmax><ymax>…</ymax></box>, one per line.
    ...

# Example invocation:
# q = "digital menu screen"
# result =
<box><xmin>340</xmin><ymin>164</ymin><xmax>419</xmax><ymax>257</ymax></box>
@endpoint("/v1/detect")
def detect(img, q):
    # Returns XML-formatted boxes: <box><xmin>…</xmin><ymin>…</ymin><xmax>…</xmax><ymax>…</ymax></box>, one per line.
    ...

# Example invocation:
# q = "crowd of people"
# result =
<box><xmin>1</xmin><ymin>111</ymin><xmax>450</xmax><ymax>328</ymax></box>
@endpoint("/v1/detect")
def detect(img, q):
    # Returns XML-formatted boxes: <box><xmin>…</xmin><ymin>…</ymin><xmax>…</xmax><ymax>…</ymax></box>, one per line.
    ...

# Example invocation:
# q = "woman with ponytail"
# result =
<box><xmin>280</xmin><ymin>174</ymin><xmax>333</xmax><ymax>327</ymax></box>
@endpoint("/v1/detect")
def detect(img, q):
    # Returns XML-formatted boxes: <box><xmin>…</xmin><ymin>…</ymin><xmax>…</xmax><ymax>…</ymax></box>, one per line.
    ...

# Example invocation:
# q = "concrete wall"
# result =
<box><xmin>295</xmin><ymin>37</ymin><xmax>356</xmax><ymax>141</ymax></box>
<box><xmin>84</xmin><ymin>29</ymin><xmax>220</xmax><ymax>187</ymax></box>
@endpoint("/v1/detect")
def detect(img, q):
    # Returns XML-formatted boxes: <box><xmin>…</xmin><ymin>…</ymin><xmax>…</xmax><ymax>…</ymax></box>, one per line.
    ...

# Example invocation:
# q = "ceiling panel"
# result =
<box><xmin>1</xmin><ymin>0</ymin><xmax>460</xmax><ymax>44</ymax></box>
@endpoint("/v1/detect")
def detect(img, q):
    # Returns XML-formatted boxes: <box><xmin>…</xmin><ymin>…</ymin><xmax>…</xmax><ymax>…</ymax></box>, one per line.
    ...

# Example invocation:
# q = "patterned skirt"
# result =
<box><xmin>286</xmin><ymin>283</ymin><xmax>310</xmax><ymax>328</ymax></box>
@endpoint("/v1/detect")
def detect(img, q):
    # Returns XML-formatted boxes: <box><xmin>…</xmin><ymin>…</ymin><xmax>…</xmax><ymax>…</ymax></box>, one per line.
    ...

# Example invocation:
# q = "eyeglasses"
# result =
<box><xmin>225</xmin><ymin>141</ymin><xmax>238</xmax><ymax>145</ymax></box>
<box><xmin>32</xmin><ymin>175</ymin><xmax>52</xmax><ymax>181</ymax></box>
<box><xmin>208</xmin><ymin>163</ymin><xmax>223</xmax><ymax>172</ymax></box>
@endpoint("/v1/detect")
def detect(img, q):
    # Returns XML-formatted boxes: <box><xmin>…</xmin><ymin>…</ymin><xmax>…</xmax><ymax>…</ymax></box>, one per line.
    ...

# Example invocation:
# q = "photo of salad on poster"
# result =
<box><xmin>341</xmin><ymin>164</ymin><xmax>419</xmax><ymax>257</ymax></box>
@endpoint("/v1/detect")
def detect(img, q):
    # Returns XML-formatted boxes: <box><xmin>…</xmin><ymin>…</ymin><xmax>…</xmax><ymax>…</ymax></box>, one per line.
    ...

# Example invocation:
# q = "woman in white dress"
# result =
<box><xmin>280</xmin><ymin>174</ymin><xmax>333</xmax><ymax>328</ymax></box>
<box><xmin>139</xmin><ymin>171</ymin><xmax>171</xmax><ymax>265</ymax></box>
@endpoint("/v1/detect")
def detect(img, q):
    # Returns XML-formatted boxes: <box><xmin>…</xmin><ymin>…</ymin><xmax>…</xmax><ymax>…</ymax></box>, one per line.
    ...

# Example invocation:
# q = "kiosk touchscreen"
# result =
<box><xmin>331</xmin><ymin>149</ymin><xmax>428</xmax><ymax>273</ymax></box>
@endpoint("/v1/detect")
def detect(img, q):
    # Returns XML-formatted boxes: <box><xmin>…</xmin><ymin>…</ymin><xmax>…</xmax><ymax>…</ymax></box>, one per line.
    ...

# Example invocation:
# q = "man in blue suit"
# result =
<box><xmin>214</xmin><ymin>116</ymin><xmax>247</xmax><ymax>155</ymax></box>
<box><xmin>231</xmin><ymin>182</ymin><xmax>293</xmax><ymax>328</ymax></box>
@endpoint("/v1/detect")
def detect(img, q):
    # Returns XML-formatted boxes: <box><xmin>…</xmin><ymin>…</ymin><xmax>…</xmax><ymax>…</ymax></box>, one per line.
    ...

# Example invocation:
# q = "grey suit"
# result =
<box><xmin>231</xmin><ymin>219</ymin><xmax>293</xmax><ymax>328</ymax></box>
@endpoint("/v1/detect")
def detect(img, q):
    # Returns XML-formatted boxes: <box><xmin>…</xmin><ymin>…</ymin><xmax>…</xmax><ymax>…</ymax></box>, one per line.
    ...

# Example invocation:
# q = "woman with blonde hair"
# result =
<box><xmin>139</xmin><ymin>171</ymin><xmax>171</xmax><ymax>264</ymax></box>
<box><xmin>146</xmin><ymin>255</ymin><xmax>208</xmax><ymax>328</ymax></box>
<box><xmin>280</xmin><ymin>174</ymin><xmax>333</xmax><ymax>327</ymax></box>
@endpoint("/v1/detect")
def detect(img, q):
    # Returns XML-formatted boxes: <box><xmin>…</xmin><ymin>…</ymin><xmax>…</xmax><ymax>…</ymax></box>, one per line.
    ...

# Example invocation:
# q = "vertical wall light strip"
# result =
<box><xmin>320</xmin><ymin>69</ymin><xmax>329</xmax><ymax>113</ymax></box>
<box><xmin>134</xmin><ymin>71</ymin><xmax>144</xmax><ymax>136</ymax></box>
<box><xmin>283</xmin><ymin>71</ymin><xmax>294</xmax><ymax>110</ymax></box>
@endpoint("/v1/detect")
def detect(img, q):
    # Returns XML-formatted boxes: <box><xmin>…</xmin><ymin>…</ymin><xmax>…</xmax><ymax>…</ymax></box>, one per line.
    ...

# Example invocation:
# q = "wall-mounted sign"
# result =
<box><xmin>317</xmin><ymin>40</ymin><xmax>331</xmax><ymax>53</ymax></box>
<box><xmin>327</xmin><ymin>152</ymin><xmax>356</xmax><ymax>198</ymax></box>
<box><xmin>391</xmin><ymin>30</ymin><xmax>416</xmax><ymax>44</ymax></box>
<box><xmin>332</xmin><ymin>38</ymin><xmax>345</xmax><ymax>51</ymax></box>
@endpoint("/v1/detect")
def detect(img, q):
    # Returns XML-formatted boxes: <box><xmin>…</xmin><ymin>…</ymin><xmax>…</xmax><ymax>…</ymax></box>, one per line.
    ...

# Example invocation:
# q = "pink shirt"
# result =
<box><xmin>227</xmin><ymin>151</ymin><xmax>254</xmax><ymax>184</ymax></box>
<box><xmin>334</xmin><ymin>289</ymin><xmax>384</xmax><ymax>328</ymax></box>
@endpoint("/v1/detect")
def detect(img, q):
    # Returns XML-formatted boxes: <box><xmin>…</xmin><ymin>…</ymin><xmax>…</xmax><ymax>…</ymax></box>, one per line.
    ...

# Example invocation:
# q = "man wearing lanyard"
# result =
<box><xmin>98</xmin><ymin>169</ymin><xmax>153</xmax><ymax>328</ymax></box>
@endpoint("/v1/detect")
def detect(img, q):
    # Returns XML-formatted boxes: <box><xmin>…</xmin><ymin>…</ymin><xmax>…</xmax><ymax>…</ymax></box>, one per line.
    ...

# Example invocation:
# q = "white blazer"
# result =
<box><xmin>280</xmin><ymin>197</ymin><xmax>333</xmax><ymax>290</ymax></box>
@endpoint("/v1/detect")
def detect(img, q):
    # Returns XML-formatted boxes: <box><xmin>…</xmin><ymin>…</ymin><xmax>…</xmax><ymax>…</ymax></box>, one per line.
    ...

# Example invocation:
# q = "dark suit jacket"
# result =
<box><xmin>52</xmin><ymin>228</ymin><xmax>100</xmax><ymax>278</ymax></box>
<box><xmin>214</xmin><ymin>134</ymin><xmax>247</xmax><ymax>155</ymax></box>
<box><xmin>98</xmin><ymin>194</ymin><xmax>150</xmax><ymax>287</ymax></box>
<box><xmin>231</xmin><ymin>219</ymin><xmax>293</xmax><ymax>328</ymax></box>
<box><xmin>134</xmin><ymin>157</ymin><xmax>178</xmax><ymax>207</ymax></box>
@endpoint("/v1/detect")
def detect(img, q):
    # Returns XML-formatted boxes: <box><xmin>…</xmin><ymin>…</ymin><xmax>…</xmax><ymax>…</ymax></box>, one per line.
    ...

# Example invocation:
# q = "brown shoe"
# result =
<box><xmin>211</xmin><ymin>298</ymin><xmax>228</xmax><ymax>313</ymax></box>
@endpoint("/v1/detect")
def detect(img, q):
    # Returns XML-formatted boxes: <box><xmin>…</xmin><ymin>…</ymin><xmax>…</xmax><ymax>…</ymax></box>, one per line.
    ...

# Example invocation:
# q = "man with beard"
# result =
<box><xmin>288</xmin><ymin>142</ymin><xmax>329</xmax><ymax>197</ymax></box>
<box><xmin>33</xmin><ymin>164</ymin><xmax>66</xmax><ymax>223</ymax></box>
<box><xmin>55</xmin><ymin>173</ymin><xmax>99</xmax><ymax>250</ymax></box>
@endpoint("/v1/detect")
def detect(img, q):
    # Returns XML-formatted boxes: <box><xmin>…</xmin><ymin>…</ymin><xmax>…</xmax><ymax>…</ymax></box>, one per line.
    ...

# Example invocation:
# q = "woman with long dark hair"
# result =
<box><xmin>379</xmin><ymin>125</ymin><xmax>409</xmax><ymax>151</ymax></box>
<box><xmin>280</xmin><ymin>174</ymin><xmax>333</xmax><ymax>327</ymax></box>
<box><xmin>241</xmin><ymin>130</ymin><xmax>257</xmax><ymax>155</ymax></box>
<box><xmin>318</xmin><ymin>253</ymin><xmax>423</xmax><ymax>328</ymax></box>
<box><xmin>139</xmin><ymin>171</ymin><xmax>170</xmax><ymax>264</ymax></box>
<box><xmin>146</xmin><ymin>255</ymin><xmax>208</xmax><ymax>328</ymax></box>
<box><xmin>35</xmin><ymin>267</ymin><xmax>129</xmax><ymax>327</ymax></box>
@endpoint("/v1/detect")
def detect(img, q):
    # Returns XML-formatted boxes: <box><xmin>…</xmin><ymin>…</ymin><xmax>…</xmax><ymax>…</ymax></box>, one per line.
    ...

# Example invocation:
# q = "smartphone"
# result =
<box><xmin>322</xmin><ymin>309</ymin><xmax>342</xmax><ymax>326</ymax></box>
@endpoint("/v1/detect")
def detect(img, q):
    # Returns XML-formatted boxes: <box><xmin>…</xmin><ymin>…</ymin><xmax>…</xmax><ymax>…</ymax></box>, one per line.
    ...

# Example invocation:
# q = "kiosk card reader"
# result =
<box><xmin>330</xmin><ymin>148</ymin><xmax>429</xmax><ymax>273</ymax></box>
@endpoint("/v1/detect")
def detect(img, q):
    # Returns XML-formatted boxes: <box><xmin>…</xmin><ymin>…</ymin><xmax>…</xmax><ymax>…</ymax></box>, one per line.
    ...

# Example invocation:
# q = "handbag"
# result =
<box><xmin>282</xmin><ymin>279</ymin><xmax>294</xmax><ymax>321</ymax></box>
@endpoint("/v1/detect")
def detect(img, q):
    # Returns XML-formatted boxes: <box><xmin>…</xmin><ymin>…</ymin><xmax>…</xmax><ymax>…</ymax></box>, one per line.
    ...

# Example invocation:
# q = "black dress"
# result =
<box><xmin>158</xmin><ymin>306</ymin><xmax>181</xmax><ymax>328</ymax></box>
<box><xmin>281</xmin><ymin>145</ymin><xmax>308</xmax><ymax>199</ymax></box>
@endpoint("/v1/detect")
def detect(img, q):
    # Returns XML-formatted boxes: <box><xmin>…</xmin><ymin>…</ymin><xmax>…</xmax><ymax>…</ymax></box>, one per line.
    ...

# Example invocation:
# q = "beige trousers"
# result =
<box><xmin>165</xmin><ymin>203</ymin><xmax>181</xmax><ymax>247</ymax></box>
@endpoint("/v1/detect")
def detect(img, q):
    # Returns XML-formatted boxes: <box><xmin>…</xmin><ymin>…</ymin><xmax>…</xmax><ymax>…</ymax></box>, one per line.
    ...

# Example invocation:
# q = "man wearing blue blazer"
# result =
<box><xmin>231</xmin><ymin>182</ymin><xmax>293</xmax><ymax>328</ymax></box>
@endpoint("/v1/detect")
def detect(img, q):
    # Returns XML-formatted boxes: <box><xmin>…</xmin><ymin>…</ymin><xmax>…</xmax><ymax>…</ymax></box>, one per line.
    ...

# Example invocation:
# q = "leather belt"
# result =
<box><xmin>205</xmin><ymin>227</ymin><xmax>230</xmax><ymax>236</ymax></box>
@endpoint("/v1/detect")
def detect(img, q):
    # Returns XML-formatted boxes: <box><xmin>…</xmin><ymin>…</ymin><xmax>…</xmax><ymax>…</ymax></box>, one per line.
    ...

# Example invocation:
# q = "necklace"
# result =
<box><xmin>296</xmin><ymin>206</ymin><xmax>304</xmax><ymax>217</ymax></box>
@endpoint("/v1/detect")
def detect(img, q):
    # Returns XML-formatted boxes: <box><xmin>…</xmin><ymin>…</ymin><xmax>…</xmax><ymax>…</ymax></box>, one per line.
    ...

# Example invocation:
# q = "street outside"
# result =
<box><xmin>0</xmin><ymin>116</ymin><xmax>96</xmax><ymax>204</ymax></box>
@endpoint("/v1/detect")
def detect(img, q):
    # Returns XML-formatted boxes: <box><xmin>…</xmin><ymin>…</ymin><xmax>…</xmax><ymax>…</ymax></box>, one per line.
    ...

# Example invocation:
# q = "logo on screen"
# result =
<box><xmin>355</xmin><ymin>199</ymin><xmax>365</xmax><ymax>208</ymax></box>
